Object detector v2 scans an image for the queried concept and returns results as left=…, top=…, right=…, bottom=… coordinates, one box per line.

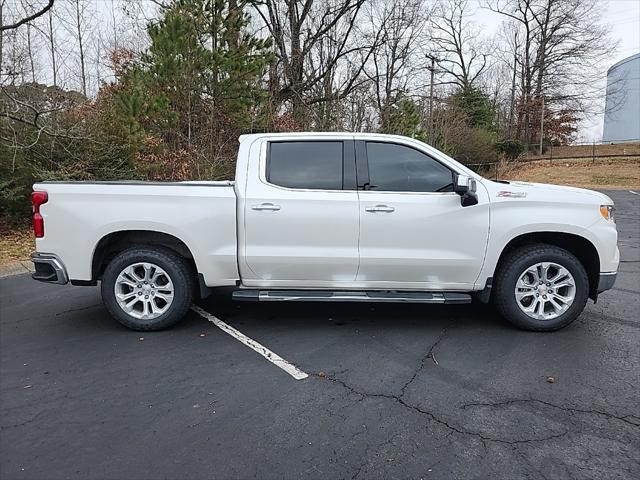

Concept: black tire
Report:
left=493, top=244, right=589, bottom=331
left=101, top=246, right=195, bottom=331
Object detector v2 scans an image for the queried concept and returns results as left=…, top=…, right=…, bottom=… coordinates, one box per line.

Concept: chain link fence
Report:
left=465, top=139, right=640, bottom=179
left=522, top=139, right=640, bottom=162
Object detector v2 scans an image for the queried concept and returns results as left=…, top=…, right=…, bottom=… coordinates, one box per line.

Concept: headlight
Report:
left=600, top=205, right=615, bottom=222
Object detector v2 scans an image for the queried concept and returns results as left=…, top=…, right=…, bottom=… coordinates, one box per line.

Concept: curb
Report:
left=0, top=260, right=34, bottom=279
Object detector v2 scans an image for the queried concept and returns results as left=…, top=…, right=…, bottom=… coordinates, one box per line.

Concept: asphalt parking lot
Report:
left=1, top=190, right=639, bottom=480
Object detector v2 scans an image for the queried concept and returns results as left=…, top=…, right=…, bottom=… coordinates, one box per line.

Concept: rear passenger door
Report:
left=241, top=139, right=360, bottom=287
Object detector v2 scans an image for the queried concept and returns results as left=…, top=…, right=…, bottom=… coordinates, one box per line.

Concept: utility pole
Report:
left=508, top=41, right=517, bottom=138
left=539, top=95, right=544, bottom=156
left=427, top=55, right=437, bottom=145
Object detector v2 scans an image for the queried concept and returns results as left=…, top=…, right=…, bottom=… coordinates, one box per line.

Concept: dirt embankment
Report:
left=503, top=158, right=640, bottom=190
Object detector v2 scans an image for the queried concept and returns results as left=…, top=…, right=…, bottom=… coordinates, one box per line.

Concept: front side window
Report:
left=267, top=141, right=343, bottom=190
left=365, top=142, right=454, bottom=192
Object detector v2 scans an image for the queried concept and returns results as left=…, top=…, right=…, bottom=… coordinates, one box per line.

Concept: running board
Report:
left=232, top=290, right=471, bottom=304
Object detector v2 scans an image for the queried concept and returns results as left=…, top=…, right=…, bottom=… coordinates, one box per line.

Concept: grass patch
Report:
left=504, top=158, right=640, bottom=190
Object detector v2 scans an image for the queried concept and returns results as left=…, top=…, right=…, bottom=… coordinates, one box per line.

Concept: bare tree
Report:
left=1, top=2, right=34, bottom=85
left=255, top=0, right=380, bottom=127
left=484, top=0, right=615, bottom=143
left=19, top=0, right=39, bottom=83
left=430, top=0, right=488, bottom=89
left=340, top=83, right=375, bottom=131
left=1, top=83, right=82, bottom=136
left=0, top=0, right=94, bottom=170
left=365, top=0, right=429, bottom=130
left=70, top=0, right=87, bottom=95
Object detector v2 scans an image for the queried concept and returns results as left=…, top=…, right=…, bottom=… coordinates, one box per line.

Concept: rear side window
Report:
left=267, top=141, right=344, bottom=190
left=365, top=142, right=454, bottom=192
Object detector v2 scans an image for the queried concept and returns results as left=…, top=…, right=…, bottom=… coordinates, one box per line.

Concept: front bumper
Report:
left=597, top=272, right=617, bottom=293
left=31, top=252, right=68, bottom=285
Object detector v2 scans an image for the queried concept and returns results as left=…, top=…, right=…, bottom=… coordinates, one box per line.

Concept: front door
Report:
left=241, top=139, right=360, bottom=287
left=356, top=140, right=490, bottom=290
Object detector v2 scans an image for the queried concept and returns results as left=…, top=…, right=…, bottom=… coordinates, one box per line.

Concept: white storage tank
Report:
left=603, top=53, right=640, bottom=142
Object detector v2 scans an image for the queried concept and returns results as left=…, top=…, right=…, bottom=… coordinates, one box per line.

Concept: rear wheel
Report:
left=493, top=244, right=589, bottom=331
left=101, top=246, right=194, bottom=331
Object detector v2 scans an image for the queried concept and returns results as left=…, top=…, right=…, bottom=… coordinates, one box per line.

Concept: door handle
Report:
left=365, top=205, right=395, bottom=213
left=252, top=203, right=281, bottom=211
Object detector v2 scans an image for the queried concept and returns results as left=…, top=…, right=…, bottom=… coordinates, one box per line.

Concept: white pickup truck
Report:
left=31, top=132, right=618, bottom=332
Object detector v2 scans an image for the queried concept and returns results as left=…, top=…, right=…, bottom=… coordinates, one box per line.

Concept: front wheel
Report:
left=101, top=246, right=195, bottom=331
left=493, top=244, right=589, bottom=331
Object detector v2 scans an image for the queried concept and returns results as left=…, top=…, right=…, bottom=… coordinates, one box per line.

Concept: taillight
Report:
left=32, top=191, right=48, bottom=238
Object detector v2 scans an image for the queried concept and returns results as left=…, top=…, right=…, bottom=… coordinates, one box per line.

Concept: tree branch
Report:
left=1, top=0, right=55, bottom=31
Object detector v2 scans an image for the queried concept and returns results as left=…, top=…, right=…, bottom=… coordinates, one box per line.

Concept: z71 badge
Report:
left=498, top=191, right=527, bottom=198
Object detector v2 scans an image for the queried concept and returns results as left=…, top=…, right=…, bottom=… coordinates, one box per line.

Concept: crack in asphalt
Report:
left=587, top=311, right=639, bottom=329
left=511, top=444, right=552, bottom=480
left=350, top=432, right=401, bottom=480
left=315, top=322, right=569, bottom=447
left=461, top=398, right=640, bottom=427
left=0, top=410, right=48, bottom=430
left=321, top=374, right=569, bottom=446
left=622, top=415, right=640, bottom=426
left=398, top=324, right=450, bottom=398
left=612, top=287, right=640, bottom=295
left=54, top=304, right=101, bottom=316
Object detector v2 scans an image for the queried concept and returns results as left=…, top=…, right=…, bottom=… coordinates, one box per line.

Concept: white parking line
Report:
left=191, top=305, right=309, bottom=380
left=629, top=190, right=639, bottom=196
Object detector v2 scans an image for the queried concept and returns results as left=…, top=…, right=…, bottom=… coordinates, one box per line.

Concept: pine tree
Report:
left=450, top=86, right=496, bottom=131
left=381, top=97, right=427, bottom=142
left=116, top=0, right=272, bottom=149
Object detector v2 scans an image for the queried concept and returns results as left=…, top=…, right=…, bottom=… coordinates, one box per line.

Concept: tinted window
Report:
left=268, top=142, right=343, bottom=190
left=366, top=142, right=454, bottom=192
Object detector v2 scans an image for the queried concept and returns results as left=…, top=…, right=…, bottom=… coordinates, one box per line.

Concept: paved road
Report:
left=1, top=191, right=639, bottom=480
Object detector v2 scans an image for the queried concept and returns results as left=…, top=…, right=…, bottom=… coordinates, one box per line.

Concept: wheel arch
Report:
left=91, top=230, right=197, bottom=282
left=494, top=232, right=600, bottom=300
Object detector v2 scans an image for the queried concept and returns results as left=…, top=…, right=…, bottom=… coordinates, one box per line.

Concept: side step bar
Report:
left=232, top=290, right=471, bottom=304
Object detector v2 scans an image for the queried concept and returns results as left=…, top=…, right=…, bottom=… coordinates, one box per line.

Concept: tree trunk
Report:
left=0, top=1, right=4, bottom=77
left=75, top=0, right=87, bottom=95
left=225, top=0, right=240, bottom=50
left=48, top=9, right=57, bottom=86
left=26, top=22, right=35, bottom=82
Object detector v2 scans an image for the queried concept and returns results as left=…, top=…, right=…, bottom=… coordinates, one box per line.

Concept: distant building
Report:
left=603, top=53, right=640, bottom=142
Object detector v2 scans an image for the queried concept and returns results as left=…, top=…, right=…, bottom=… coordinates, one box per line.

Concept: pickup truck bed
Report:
left=33, top=181, right=239, bottom=286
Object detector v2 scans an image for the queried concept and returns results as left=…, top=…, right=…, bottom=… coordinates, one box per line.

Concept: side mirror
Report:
left=454, top=174, right=478, bottom=207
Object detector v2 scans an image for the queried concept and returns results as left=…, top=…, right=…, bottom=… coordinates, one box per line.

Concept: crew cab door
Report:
left=355, top=140, right=490, bottom=290
left=240, top=138, right=359, bottom=287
